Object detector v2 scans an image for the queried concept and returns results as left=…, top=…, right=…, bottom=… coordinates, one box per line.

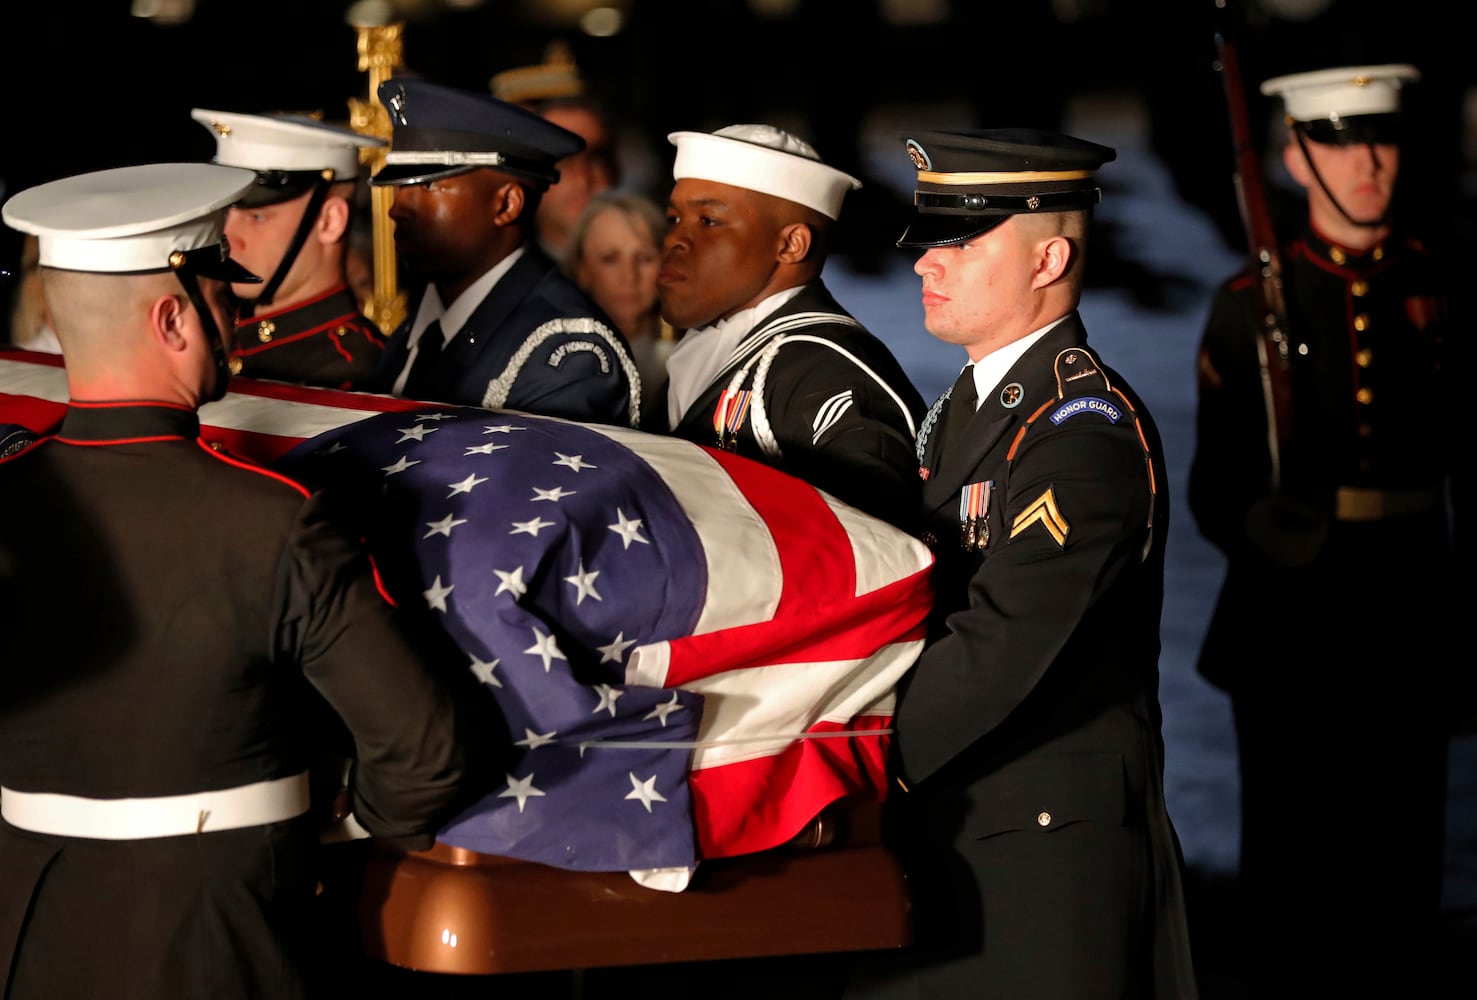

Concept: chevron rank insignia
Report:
left=1010, top=486, right=1069, bottom=546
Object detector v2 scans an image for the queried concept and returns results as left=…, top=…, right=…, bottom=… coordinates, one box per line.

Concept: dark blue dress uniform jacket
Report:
left=873, top=314, right=1196, bottom=999
left=667, top=281, right=925, bottom=529
left=230, top=284, right=385, bottom=391
left=369, top=246, right=640, bottom=428
left=0, top=403, right=467, bottom=1000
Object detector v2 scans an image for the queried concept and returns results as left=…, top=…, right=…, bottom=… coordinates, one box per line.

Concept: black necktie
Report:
left=939, top=364, right=977, bottom=457
left=402, top=319, right=445, bottom=400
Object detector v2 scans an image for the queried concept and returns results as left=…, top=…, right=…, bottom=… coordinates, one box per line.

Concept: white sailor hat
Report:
left=1, top=163, right=260, bottom=281
left=668, top=124, right=861, bottom=221
left=192, top=108, right=385, bottom=207
left=1260, top=64, right=1420, bottom=145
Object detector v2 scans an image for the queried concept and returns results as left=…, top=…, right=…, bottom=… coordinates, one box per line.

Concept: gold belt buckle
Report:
left=1334, top=486, right=1441, bottom=521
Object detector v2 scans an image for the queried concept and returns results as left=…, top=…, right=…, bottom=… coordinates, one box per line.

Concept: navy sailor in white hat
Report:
left=0, top=162, right=469, bottom=999
left=192, top=109, right=388, bottom=389
left=657, top=123, right=926, bottom=528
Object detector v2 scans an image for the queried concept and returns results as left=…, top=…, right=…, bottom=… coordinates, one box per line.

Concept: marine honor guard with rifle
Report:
left=1189, top=64, right=1464, bottom=996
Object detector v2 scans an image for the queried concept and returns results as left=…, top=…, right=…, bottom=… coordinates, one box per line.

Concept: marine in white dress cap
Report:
left=191, top=109, right=384, bottom=308
left=2, top=162, right=260, bottom=397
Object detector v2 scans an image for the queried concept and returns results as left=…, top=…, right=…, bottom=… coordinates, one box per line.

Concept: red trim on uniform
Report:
left=195, top=437, right=311, bottom=498
left=236, top=314, right=365, bottom=357
left=56, top=434, right=188, bottom=446
left=235, top=284, right=350, bottom=326
left=369, top=555, right=399, bottom=607
left=68, top=399, right=195, bottom=412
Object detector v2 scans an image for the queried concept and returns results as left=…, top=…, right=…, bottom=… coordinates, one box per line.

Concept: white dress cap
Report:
left=2, top=163, right=258, bottom=274
left=191, top=108, right=385, bottom=179
left=668, top=123, right=861, bottom=220
left=1260, top=64, right=1421, bottom=122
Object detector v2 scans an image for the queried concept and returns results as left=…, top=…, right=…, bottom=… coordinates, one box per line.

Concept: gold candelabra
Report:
left=348, top=20, right=407, bottom=334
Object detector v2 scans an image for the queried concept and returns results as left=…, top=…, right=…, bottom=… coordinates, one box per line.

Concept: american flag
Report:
left=0, top=349, right=934, bottom=878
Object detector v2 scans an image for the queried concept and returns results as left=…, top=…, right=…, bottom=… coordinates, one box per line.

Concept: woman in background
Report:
left=563, top=190, right=679, bottom=428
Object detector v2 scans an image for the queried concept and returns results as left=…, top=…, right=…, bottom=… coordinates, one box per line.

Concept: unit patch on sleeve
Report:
left=1048, top=396, right=1122, bottom=425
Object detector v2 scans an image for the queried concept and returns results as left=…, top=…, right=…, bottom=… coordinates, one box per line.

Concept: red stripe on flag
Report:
left=220, top=377, right=433, bottom=413
left=689, top=715, right=893, bottom=858
left=662, top=568, right=931, bottom=687
left=0, top=395, right=64, bottom=435
left=703, top=447, right=856, bottom=617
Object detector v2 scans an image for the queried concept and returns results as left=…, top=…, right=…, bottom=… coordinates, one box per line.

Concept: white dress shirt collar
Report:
left=392, top=247, right=528, bottom=395
left=664, top=285, right=804, bottom=429
left=965, top=316, right=1067, bottom=412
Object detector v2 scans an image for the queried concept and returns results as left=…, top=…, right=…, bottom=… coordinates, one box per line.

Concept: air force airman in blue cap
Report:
left=896, top=128, right=1116, bottom=248
left=357, top=76, right=638, bottom=427
left=370, top=77, right=585, bottom=189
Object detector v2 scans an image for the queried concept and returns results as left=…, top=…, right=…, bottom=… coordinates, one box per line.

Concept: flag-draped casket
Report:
left=0, top=349, right=933, bottom=882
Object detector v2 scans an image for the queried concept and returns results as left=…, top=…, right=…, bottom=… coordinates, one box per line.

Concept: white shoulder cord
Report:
left=480, top=317, right=643, bottom=428
left=731, top=332, right=920, bottom=462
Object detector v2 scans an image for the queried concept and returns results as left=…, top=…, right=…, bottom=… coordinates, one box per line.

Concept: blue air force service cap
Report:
left=191, top=108, right=385, bottom=208
left=1260, top=64, right=1420, bottom=146
left=1, top=163, right=260, bottom=282
left=370, top=77, right=585, bottom=189
left=896, top=128, right=1116, bottom=249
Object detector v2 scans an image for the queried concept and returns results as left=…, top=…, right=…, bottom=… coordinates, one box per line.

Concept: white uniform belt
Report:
left=1, top=772, right=311, bottom=840
left=1334, top=486, right=1444, bottom=522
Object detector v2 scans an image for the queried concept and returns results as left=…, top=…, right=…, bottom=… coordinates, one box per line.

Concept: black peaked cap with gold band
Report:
left=897, top=128, right=1116, bottom=248
left=370, top=77, right=584, bottom=189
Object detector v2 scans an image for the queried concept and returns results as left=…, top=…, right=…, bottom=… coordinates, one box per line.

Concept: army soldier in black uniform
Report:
left=0, top=163, right=471, bottom=1000
left=659, top=124, right=925, bottom=528
left=1190, top=64, right=1463, bottom=996
left=366, top=77, right=640, bottom=428
left=194, top=109, right=388, bottom=389
left=846, top=129, right=1196, bottom=1000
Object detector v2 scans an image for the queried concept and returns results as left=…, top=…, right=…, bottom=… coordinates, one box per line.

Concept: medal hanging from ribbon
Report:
left=959, top=479, right=992, bottom=552
left=713, top=389, right=753, bottom=451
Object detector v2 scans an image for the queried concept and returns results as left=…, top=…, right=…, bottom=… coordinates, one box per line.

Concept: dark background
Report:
left=2, top=0, right=1470, bottom=329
